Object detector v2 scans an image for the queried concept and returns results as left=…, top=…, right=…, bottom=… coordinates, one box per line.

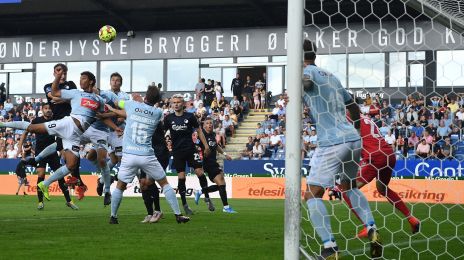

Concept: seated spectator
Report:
left=456, top=107, right=464, bottom=123
left=418, top=115, right=428, bottom=128
left=196, top=103, right=207, bottom=117
left=422, top=130, right=434, bottom=144
left=436, top=121, right=451, bottom=140
left=256, top=123, right=264, bottom=135
left=218, top=96, right=227, bottom=109
left=259, top=133, right=270, bottom=149
left=230, top=96, right=240, bottom=107
left=365, top=93, right=372, bottom=105
left=240, top=96, right=250, bottom=114
left=416, top=139, right=431, bottom=158
left=396, top=134, right=406, bottom=155
left=4, top=98, right=13, bottom=112
left=406, top=107, right=418, bottom=123
left=408, top=132, right=420, bottom=150
left=428, top=113, right=439, bottom=128
left=241, top=136, right=254, bottom=159
left=450, top=126, right=461, bottom=141
left=379, top=121, right=390, bottom=137
left=232, top=104, right=242, bottom=120
left=264, top=124, right=274, bottom=135
left=436, top=137, right=454, bottom=160
left=210, top=97, right=219, bottom=113
left=425, top=123, right=437, bottom=138
left=360, top=101, right=370, bottom=115
left=411, top=121, right=425, bottom=137
left=443, top=113, right=452, bottom=128
left=6, top=144, right=17, bottom=159
left=229, top=110, right=239, bottom=126
left=277, top=115, right=285, bottom=128
left=185, top=101, right=196, bottom=113
left=215, top=122, right=226, bottom=147
left=222, top=115, right=235, bottom=137
left=384, top=130, right=396, bottom=146
left=394, top=108, right=405, bottom=123
left=193, top=95, right=203, bottom=109
left=369, top=100, right=380, bottom=117
left=269, top=130, right=282, bottom=152
left=252, top=141, right=264, bottom=159
left=223, top=104, right=231, bottom=116
left=447, top=99, right=459, bottom=114
left=0, top=104, right=6, bottom=117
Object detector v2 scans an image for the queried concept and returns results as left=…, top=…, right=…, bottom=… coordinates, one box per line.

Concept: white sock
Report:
left=162, top=184, right=181, bottom=215
left=111, top=188, right=123, bottom=217
left=43, top=165, right=70, bottom=186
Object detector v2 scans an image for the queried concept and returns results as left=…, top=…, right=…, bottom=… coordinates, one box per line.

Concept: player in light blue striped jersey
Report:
left=106, top=85, right=189, bottom=224
left=301, top=39, right=382, bottom=259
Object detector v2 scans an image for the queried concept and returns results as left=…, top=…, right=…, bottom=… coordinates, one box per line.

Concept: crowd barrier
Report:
left=0, top=159, right=462, bottom=203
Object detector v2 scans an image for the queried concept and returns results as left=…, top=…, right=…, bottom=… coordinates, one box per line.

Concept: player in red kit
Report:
left=342, top=114, right=420, bottom=238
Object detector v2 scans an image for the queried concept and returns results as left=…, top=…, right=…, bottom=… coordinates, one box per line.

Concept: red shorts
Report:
left=357, top=154, right=396, bottom=185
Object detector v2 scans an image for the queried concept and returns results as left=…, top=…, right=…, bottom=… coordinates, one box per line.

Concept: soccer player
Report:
left=301, top=39, right=381, bottom=259
left=0, top=69, right=110, bottom=201
left=44, top=64, right=87, bottom=199
left=164, top=94, right=212, bottom=215
left=107, top=86, right=189, bottom=224
left=194, top=118, right=236, bottom=213
left=81, top=86, right=120, bottom=206
left=342, top=114, right=420, bottom=238
left=19, top=103, right=78, bottom=210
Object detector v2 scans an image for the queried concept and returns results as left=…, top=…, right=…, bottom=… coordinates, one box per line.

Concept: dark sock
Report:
left=58, top=178, right=72, bottom=202
left=151, top=183, right=161, bottom=212
left=219, top=185, right=228, bottom=206
left=198, top=174, right=210, bottom=199
left=178, top=178, right=187, bottom=206
left=74, top=158, right=85, bottom=186
left=203, top=185, right=219, bottom=193
left=37, top=176, right=45, bottom=202
left=142, top=188, right=154, bottom=215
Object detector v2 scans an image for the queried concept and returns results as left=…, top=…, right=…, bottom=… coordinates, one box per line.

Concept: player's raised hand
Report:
left=225, top=154, right=232, bottom=160
left=105, top=104, right=115, bottom=112
left=115, top=127, right=124, bottom=137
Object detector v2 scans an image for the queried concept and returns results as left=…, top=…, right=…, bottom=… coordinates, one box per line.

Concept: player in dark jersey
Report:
left=43, top=63, right=87, bottom=200
left=164, top=94, right=212, bottom=215
left=194, top=118, right=236, bottom=213
left=19, top=103, right=78, bottom=210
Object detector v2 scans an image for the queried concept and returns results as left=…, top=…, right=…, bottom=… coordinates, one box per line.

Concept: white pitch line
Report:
left=341, top=236, right=464, bottom=257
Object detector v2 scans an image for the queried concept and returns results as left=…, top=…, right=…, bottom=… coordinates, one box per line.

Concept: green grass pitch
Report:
left=0, top=195, right=462, bottom=259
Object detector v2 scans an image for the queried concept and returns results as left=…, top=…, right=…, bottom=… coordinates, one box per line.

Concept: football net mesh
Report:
left=298, top=0, right=464, bottom=259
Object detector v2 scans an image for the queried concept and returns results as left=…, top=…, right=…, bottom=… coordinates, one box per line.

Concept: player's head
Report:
left=303, top=39, right=317, bottom=61
left=53, top=63, right=68, bottom=83
left=110, top=72, right=123, bottom=92
left=80, top=71, right=96, bottom=91
left=171, top=94, right=185, bottom=112
left=42, top=103, right=52, bottom=118
left=145, top=85, right=161, bottom=106
left=203, top=118, right=213, bottom=133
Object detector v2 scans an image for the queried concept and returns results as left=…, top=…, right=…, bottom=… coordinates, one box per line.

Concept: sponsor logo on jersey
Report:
left=135, top=107, right=154, bottom=115
left=172, top=124, right=188, bottom=131
left=80, top=98, right=99, bottom=111
left=184, top=119, right=189, bottom=123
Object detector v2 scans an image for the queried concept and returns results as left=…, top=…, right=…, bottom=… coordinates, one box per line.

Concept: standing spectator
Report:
left=416, top=139, right=431, bottom=158
left=243, top=75, right=254, bottom=106
left=203, top=80, right=214, bottom=108
left=195, top=78, right=205, bottom=100
left=447, top=99, right=459, bottom=115
left=0, top=83, right=6, bottom=104
left=253, top=88, right=260, bottom=110
left=364, top=93, right=372, bottom=105
left=260, top=88, right=266, bottom=110
left=277, top=95, right=286, bottom=107
left=214, top=82, right=223, bottom=101
left=430, top=96, right=441, bottom=108
left=231, top=73, right=243, bottom=102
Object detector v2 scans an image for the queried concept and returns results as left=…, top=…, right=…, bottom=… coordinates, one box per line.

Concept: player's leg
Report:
left=96, top=145, right=111, bottom=205
left=376, top=155, right=420, bottom=233
left=110, top=154, right=137, bottom=224
left=24, top=143, right=58, bottom=166
left=213, top=171, right=236, bottom=213
left=305, top=147, right=339, bottom=258
left=339, top=141, right=382, bottom=258
left=15, top=176, right=23, bottom=195
left=173, top=153, right=193, bottom=215
left=139, top=171, right=155, bottom=223
left=47, top=155, right=77, bottom=209
left=36, top=167, right=46, bottom=209
left=190, top=152, right=214, bottom=210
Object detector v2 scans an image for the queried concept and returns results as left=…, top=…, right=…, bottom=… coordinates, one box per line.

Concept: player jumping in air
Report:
left=0, top=68, right=115, bottom=202
left=301, top=39, right=382, bottom=259
left=341, top=114, right=420, bottom=238
left=164, top=94, right=212, bottom=215
left=19, top=103, right=78, bottom=210
left=194, top=118, right=236, bottom=213
left=107, top=86, right=189, bottom=224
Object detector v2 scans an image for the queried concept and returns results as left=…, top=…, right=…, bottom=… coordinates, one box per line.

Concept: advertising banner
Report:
left=224, top=159, right=464, bottom=179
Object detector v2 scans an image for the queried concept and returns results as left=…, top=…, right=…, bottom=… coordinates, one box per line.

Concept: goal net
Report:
left=286, top=0, right=464, bottom=259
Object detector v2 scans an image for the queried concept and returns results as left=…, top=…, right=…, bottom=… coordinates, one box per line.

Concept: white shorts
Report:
left=108, top=131, right=123, bottom=156
left=45, top=116, right=83, bottom=157
left=81, top=126, right=109, bottom=150
left=118, top=153, right=166, bottom=184
left=306, top=140, right=361, bottom=188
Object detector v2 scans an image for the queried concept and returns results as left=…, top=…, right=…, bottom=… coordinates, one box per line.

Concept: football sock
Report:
left=58, top=178, right=71, bottom=203
left=73, top=158, right=85, bottom=186
left=203, top=185, right=219, bottom=193
left=0, top=121, right=30, bottom=130
left=111, top=188, right=123, bottom=217
left=142, top=188, right=154, bottom=215
left=43, top=165, right=71, bottom=186
left=307, top=198, right=335, bottom=247
left=35, top=143, right=57, bottom=162
left=162, top=184, right=181, bottom=215
left=198, top=174, right=210, bottom=199
left=218, top=185, right=228, bottom=206
left=382, top=187, right=411, bottom=218
left=342, top=192, right=362, bottom=223
left=37, top=176, right=45, bottom=202
left=178, top=178, right=187, bottom=206
left=107, top=160, right=116, bottom=171
left=346, top=188, right=376, bottom=230
left=101, top=164, right=111, bottom=193
left=151, top=183, right=161, bottom=212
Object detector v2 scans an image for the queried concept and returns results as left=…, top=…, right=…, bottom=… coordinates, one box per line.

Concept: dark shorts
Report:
left=172, top=150, right=202, bottom=173
left=204, top=162, right=223, bottom=182
left=37, top=154, right=62, bottom=172
left=357, top=154, right=396, bottom=185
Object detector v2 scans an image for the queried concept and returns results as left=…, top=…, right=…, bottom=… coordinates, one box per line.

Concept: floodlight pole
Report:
left=284, top=0, right=303, bottom=259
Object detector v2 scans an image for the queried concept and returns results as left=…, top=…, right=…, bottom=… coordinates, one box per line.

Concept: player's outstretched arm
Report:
left=106, top=102, right=127, bottom=119
left=50, top=68, right=64, bottom=98
left=196, top=127, right=211, bottom=156
left=217, top=145, right=232, bottom=160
